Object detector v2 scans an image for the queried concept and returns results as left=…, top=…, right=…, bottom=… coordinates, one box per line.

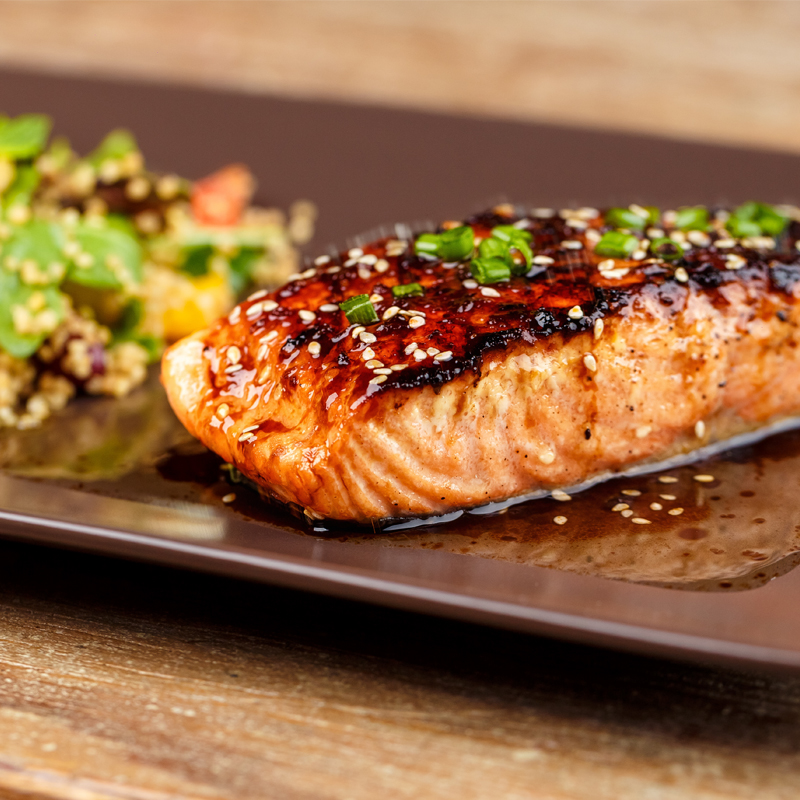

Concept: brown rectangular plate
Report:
left=2, top=69, right=800, bottom=671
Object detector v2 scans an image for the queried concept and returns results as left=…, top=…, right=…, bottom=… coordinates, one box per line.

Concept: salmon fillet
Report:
left=162, top=203, right=800, bottom=522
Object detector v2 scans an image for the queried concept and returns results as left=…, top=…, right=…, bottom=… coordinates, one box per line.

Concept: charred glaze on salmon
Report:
left=162, top=202, right=800, bottom=523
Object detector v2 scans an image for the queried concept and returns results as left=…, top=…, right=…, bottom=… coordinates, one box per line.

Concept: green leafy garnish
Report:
left=68, top=221, right=143, bottom=289
left=86, top=129, right=138, bottom=168
left=605, top=207, right=647, bottom=230
left=649, top=237, right=685, bottom=262
left=674, top=206, right=709, bottom=231
left=414, top=227, right=475, bottom=261
left=2, top=219, right=65, bottom=281
left=726, top=202, right=787, bottom=238
left=229, top=247, right=263, bottom=295
left=0, top=268, right=65, bottom=358
left=0, top=114, right=51, bottom=160
left=392, top=282, right=424, bottom=298
left=2, top=164, right=40, bottom=211
left=594, top=231, right=639, bottom=258
left=470, top=257, right=511, bottom=284
left=339, top=294, right=379, bottom=325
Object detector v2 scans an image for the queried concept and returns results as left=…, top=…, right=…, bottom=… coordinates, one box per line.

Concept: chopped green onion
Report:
left=508, top=239, right=532, bottom=275
left=414, top=233, right=440, bottom=256
left=437, top=226, right=474, bottom=261
left=605, top=207, right=647, bottom=230
left=726, top=202, right=787, bottom=238
left=491, top=225, right=532, bottom=244
left=594, top=231, right=639, bottom=258
left=392, top=282, right=424, bottom=298
left=674, top=206, right=709, bottom=231
left=478, top=237, right=509, bottom=261
left=644, top=206, right=661, bottom=226
left=470, top=257, right=511, bottom=284
left=649, top=237, right=685, bottom=262
left=339, top=294, right=379, bottom=325
left=0, top=114, right=51, bottom=161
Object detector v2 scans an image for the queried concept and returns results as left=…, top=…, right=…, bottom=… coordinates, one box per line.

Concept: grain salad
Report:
left=0, top=113, right=315, bottom=429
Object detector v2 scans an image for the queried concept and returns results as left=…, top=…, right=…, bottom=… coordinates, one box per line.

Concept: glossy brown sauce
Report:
left=3, top=373, right=800, bottom=593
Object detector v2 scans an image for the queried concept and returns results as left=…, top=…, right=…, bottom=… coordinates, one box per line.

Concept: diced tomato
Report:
left=191, top=164, right=255, bottom=226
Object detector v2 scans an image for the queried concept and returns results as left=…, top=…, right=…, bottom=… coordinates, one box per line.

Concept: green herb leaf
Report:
left=605, top=207, right=647, bottom=230
left=470, top=257, right=511, bottom=284
left=674, top=206, right=709, bottom=231
left=229, top=247, right=263, bottom=295
left=594, top=231, right=639, bottom=258
left=0, top=268, right=65, bottom=359
left=0, top=114, right=51, bottom=160
left=392, top=282, right=424, bottom=298
left=2, top=164, right=41, bottom=211
left=68, top=221, right=143, bottom=289
left=649, top=237, right=685, bottom=262
left=2, top=219, right=65, bottom=282
left=181, top=245, right=213, bottom=278
left=437, top=226, right=474, bottom=261
left=86, top=129, right=138, bottom=168
left=339, top=294, right=379, bottom=325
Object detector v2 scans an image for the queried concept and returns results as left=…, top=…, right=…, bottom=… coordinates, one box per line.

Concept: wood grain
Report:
left=0, top=540, right=798, bottom=799
left=0, top=1, right=799, bottom=153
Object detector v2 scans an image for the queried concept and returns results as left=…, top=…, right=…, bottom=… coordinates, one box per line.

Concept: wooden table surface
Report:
left=2, top=2, right=800, bottom=798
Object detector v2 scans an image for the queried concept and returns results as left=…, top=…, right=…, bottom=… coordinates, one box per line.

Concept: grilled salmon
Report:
left=162, top=202, right=800, bottom=523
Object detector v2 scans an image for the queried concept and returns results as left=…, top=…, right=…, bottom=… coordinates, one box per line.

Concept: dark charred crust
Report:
left=206, top=206, right=800, bottom=409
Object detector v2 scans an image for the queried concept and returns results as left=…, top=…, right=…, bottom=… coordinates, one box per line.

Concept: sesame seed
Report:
left=314, top=255, right=331, bottom=266
left=222, top=493, right=236, bottom=504
left=238, top=432, right=256, bottom=443
left=426, top=347, right=440, bottom=356
left=462, top=279, right=479, bottom=289
left=566, top=219, right=588, bottom=230
left=327, top=266, right=341, bottom=274
left=629, top=204, right=649, bottom=219
left=246, top=303, right=264, bottom=319
left=553, top=515, right=568, bottom=525
left=299, top=310, right=316, bottom=323
left=631, top=249, right=647, bottom=261
left=362, top=347, right=376, bottom=360
left=383, top=306, right=400, bottom=320
left=262, top=300, right=278, bottom=312
left=585, top=229, right=601, bottom=244
left=360, top=254, right=378, bottom=265
left=247, top=289, right=268, bottom=302
left=725, top=254, right=746, bottom=270
left=369, top=375, right=387, bottom=385
left=612, top=503, right=629, bottom=512
left=413, top=349, right=427, bottom=361
left=668, top=508, right=685, bottom=516
left=375, top=258, right=390, bottom=273
left=301, top=268, right=316, bottom=279
left=319, top=303, right=339, bottom=313
left=373, top=368, right=392, bottom=376
left=308, top=341, right=321, bottom=356
left=715, top=238, right=735, bottom=249
left=408, top=316, right=425, bottom=329
left=562, top=240, right=583, bottom=250
left=659, top=494, right=676, bottom=501
left=533, top=255, right=555, bottom=266
left=551, top=489, right=571, bottom=502
left=636, top=425, right=651, bottom=438
left=577, top=207, right=600, bottom=220
left=225, top=363, right=243, bottom=374
left=434, top=351, right=453, bottom=362
left=399, top=309, right=426, bottom=317
left=242, top=424, right=259, bottom=433
left=594, top=318, right=604, bottom=339
left=216, top=403, right=230, bottom=419
left=228, top=307, right=241, bottom=324
left=621, top=509, right=634, bottom=518
left=390, top=364, right=408, bottom=371
left=621, top=489, right=641, bottom=497
left=358, top=268, right=372, bottom=280
left=632, top=518, right=651, bottom=525
left=344, top=258, right=358, bottom=268
left=695, top=420, right=706, bottom=438
left=404, top=342, right=419, bottom=355
left=674, top=267, right=689, bottom=283
left=351, top=326, right=365, bottom=337
left=647, top=227, right=665, bottom=238
left=598, top=259, right=616, bottom=271
left=532, top=208, right=554, bottom=218
left=481, top=287, right=501, bottom=298
left=567, top=306, right=583, bottom=320
left=693, top=474, right=715, bottom=483
left=650, top=502, right=663, bottom=511
left=658, top=476, right=679, bottom=484
left=365, top=360, right=384, bottom=369
left=226, top=346, right=241, bottom=364
left=359, top=331, right=377, bottom=344
left=600, top=267, right=630, bottom=279
left=262, top=330, right=279, bottom=343
left=369, top=293, right=382, bottom=304
left=583, top=353, right=597, bottom=372
left=687, top=230, right=711, bottom=247
left=348, top=248, right=364, bottom=258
